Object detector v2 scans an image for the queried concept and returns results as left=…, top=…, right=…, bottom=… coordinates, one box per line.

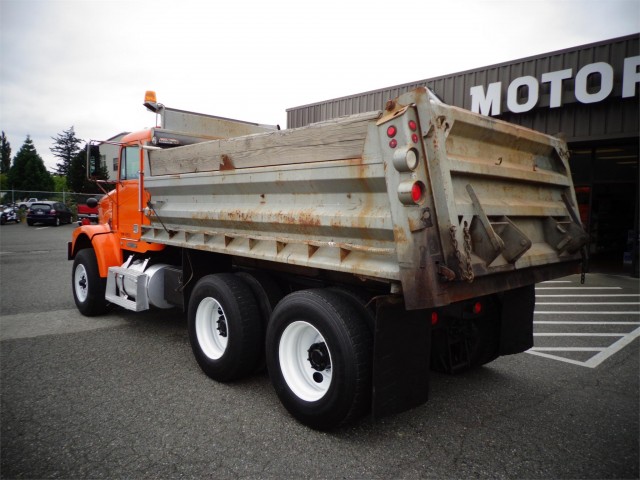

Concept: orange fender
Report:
left=70, top=224, right=122, bottom=278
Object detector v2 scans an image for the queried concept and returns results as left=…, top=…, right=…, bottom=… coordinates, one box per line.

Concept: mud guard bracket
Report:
left=372, top=296, right=431, bottom=419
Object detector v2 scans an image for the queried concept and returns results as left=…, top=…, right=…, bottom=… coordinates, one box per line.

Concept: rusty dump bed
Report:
left=142, top=88, right=587, bottom=309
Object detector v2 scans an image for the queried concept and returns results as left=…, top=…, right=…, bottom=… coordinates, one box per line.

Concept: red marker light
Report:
left=411, top=133, right=419, bottom=144
left=473, top=302, right=482, bottom=315
left=411, top=181, right=425, bottom=203
left=408, top=120, right=417, bottom=131
left=387, top=125, right=397, bottom=138
left=431, top=312, right=439, bottom=325
left=389, top=139, right=398, bottom=148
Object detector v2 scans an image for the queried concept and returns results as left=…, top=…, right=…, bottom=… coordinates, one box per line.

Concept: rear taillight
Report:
left=431, top=311, right=439, bottom=326
left=50, top=210, right=56, bottom=214
left=411, top=182, right=424, bottom=203
left=397, top=180, right=426, bottom=205
left=473, top=302, right=482, bottom=315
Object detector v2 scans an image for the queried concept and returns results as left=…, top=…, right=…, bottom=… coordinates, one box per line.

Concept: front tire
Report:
left=188, top=274, right=263, bottom=382
left=266, top=289, right=372, bottom=430
left=72, top=249, right=108, bottom=316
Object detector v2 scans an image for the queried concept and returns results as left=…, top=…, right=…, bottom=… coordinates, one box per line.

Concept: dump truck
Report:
left=69, top=88, right=588, bottom=430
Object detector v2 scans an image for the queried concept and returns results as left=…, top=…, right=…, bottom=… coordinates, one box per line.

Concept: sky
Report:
left=1, top=0, right=638, bottom=172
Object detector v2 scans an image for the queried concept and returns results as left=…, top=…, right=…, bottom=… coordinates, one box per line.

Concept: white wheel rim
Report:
left=279, top=321, right=332, bottom=402
left=74, top=263, right=89, bottom=303
left=195, top=297, right=228, bottom=360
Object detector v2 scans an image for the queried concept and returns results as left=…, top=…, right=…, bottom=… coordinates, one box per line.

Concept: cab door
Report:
left=116, top=144, right=146, bottom=247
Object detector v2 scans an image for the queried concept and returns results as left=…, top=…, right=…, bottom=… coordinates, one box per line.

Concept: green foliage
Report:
left=7, top=136, right=54, bottom=193
left=51, top=126, right=82, bottom=180
left=1, top=132, right=11, bottom=174
left=52, top=175, right=67, bottom=192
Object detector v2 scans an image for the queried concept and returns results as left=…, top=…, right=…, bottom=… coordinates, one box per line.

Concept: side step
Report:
left=105, top=266, right=149, bottom=312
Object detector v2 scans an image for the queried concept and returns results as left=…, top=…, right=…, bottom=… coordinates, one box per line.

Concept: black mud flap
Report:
left=372, top=296, right=431, bottom=419
left=498, top=284, right=535, bottom=355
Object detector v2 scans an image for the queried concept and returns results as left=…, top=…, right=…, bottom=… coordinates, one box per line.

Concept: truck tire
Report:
left=235, top=271, right=284, bottom=372
left=265, top=289, right=372, bottom=430
left=235, top=271, right=283, bottom=329
left=72, top=248, right=108, bottom=316
left=188, top=273, right=262, bottom=382
left=327, top=286, right=376, bottom=333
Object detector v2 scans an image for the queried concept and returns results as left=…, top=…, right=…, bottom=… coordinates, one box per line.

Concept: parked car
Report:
left=0, top=206, right=20, bottom=225
left=17, top=198, right=41, bottom=210
left=26, top=201, right=72, bottom=226
left=77, top=196, right=101, bottom=224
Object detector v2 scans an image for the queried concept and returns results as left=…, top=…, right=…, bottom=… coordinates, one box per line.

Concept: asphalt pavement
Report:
left=1, top=222, right=638, bottom=479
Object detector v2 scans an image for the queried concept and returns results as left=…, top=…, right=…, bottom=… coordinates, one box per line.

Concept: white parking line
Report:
left=532, top=347, right=605, bottom=352
left=534, top=311, right=638, bottom=314
left=536, top=302, right=639, bottom=305
left=529, top=277, right=639, bottom=368
left=534, top=332, right=627, bottom=337
left=535, top=321, right=640, bottom=325
left=529, top=327, right=640, bottom=368
left=536, top=287, right=622, bottom=290
left=536, top=294, right=639, bottom=297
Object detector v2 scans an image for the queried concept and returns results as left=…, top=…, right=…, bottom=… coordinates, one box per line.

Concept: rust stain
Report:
left=393, top=226, right=408, bottom=244
left=220, top=154, right=235, bottom=171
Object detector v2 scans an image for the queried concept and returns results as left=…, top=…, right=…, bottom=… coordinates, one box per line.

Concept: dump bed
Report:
left=142, top=87, right=587, bottom=309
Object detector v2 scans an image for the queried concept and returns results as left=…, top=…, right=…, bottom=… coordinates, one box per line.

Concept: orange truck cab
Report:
left=68, top=91, right=279, bottom=305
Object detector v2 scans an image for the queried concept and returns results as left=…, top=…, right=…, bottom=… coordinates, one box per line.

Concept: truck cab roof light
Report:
left=144, top=90, right=159, bottom=112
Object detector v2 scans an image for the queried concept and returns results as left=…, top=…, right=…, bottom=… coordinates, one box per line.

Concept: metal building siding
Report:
left=286, top=35, right=639, bottom=143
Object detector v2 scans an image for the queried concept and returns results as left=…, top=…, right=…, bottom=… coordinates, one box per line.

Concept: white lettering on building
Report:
left=469, top=56, right=639, bottom=115
left=622, top=56, right=640, bottom=98
left=470, top=83, right=501, bottom=115
left=574, top=62, right=614, bottom=103
left=507, top=76, right=539, bottom=113
left=541, top=69, right=572, bottom=108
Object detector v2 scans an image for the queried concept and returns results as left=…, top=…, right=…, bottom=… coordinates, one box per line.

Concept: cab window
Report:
left=120, top=146, right=140, bottom=180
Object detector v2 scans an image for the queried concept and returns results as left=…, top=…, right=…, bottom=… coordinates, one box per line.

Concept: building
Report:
left=286, top=34, right=639, bottom=275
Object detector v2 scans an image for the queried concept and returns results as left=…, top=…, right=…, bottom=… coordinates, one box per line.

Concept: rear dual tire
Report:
left=265, top=289, right=372, bottom=430
left=188, top=275, right=373, bottom=429
left=188, top=274, right=263, bottom=382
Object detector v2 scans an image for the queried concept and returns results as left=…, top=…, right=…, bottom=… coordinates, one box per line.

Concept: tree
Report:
left=8, top=136, right=55, bottom=194
left=51, top=126, right=82, bottom=181
left=1, top=131, right=11, bottom=174
left=68, top=144, right=108, bottom=192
